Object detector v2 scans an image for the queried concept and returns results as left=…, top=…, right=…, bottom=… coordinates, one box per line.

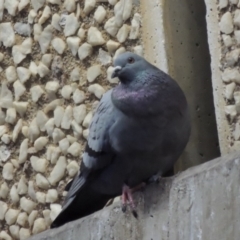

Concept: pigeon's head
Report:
left=112, top=52, right=147, bottom=84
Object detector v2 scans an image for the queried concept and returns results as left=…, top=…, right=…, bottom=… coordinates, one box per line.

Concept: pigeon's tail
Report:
left=50, top=186, right=113, bottom=228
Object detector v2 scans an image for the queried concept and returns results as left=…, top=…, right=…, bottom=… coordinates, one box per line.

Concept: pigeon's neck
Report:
left=111, top=71, right=167, bottom=117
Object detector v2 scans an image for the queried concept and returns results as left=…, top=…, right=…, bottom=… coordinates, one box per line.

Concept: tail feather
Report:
left=51, top=186, right=114, bottom=228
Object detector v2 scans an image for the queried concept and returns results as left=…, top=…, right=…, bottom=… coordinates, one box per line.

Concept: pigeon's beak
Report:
left=111, top=66, right=122, bottom=79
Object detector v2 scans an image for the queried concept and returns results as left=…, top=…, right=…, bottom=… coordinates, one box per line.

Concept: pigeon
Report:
left=51, top=52, right=191, bottom=228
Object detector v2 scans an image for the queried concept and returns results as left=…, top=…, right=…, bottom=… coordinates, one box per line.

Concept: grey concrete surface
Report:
left=141, top=0, right=220, bottom=171
left=28, top=151, right=240, bottom=240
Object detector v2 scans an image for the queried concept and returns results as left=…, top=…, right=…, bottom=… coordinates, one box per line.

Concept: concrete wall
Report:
left=28, top=151, right=240, bottom=240
left=141, top=0, right=220, bottom=171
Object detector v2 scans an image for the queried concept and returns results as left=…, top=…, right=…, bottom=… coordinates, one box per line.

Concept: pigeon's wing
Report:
left=62, top=90, right=116, bottom=209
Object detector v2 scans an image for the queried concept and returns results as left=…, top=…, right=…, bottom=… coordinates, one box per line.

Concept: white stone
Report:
left=13, top=80, right=26, bottom=101
left=32, top=218, right=47, bottom=234
left=14, top=22, right=31, bottom=36
left=67, top=135, right=77, bottom=144
left=98, top=48, right=112, bottom=65
left=13, top=101, right=28, bottom=117
left=0, top=201, right=8, bottom=220
left=54, top=106, right=64, bottom=128
left=0, top=231, right=12, bottom=240
left=36, top=174, right=50, bottom=190
left=87, top=65, right=102, bottom=83
left=64, top=13, right=79, bottom=37
left=12, top=118, right=22, bottom=142
left=47, top=0, right=61, bottom=4
left=226, top=49, right=240, bottom=67
left=38, top=62, right=50, bottom=77
left=129, top=13, right=141, bottom=39
left=67, top=37, right=81, bottom=56
left=17, top=176, right=28, bottom=195
left=20, top=197, right=36, bottom=214
left=52, top=128, right=65, bottom=143
left=42, top=53, right=52, bottom=67
left=73, top=104, right=87, bottom=124
left=52, top=37, right=66, bottom=54
left=83, top=129, right=89, bottom=140
left=12, top=38, right=32, bottom=65
left=94, top=5, right=106, bottom=23
left=28, top=9, right=37, bottom=24
left=18, top=0, right=30, bottom=11
left=0, top=125, right=7, bottom=137
left=64, top=0, right=76, bottom=12
left=0, top=0, right=3, bottom=21
left=19, top=228, right=30, bottom=240
left=219, top=12, right=234, bottom=34
left=225, top=82, right=236, bottom=100
left=51, top=13, right=61, bottom=31
left=29, top=61, right=38, bottom=77
left=70, top=67, right=81, bottom=82
left=36, top=111, right=49, bottom=132
left=10, top=185, right=19, bottom=204
left=5, top=108, right=17, bottom=124
left=104, top=16, right=119, bottom=37
left=88, top=26, right=105, bottom=46
left=9, top=225, right=19, bottom=239
left=28, top=210, right=38, bottom=227
left=88, top=84, right=105, bottom=99
left=38, top=25, right=53, bottom=54
left=48, top=156, right=67, bottom=185
left=222, top=68, right=240, bottom=84
left=114, top=0, right=132, bottom=26
left=59, top=138, right=70, bottom=154
left=22, top=126, right=29, bottom=138
left=34, top=136, right=49, bottom=151
left=67, top=161, right=79, bottom=177
left=27, top=180, right=36, bottom=201
left=11, top=159, right=19, bottom=169
left=30, top=85, right=44, bottom=102
left=19, top=139, right=28, bottom=164
left=45, top=81, right=60, bottom=98
left=71, top=120, right=83, bottom=138
left=36, top=192, right=46, bottom=203
left=68, top=142, right=81, bottom=156
left=77, top=28, right=86, bottom=40
left=46, top=146, right=61, bottom=164
left=16, top=212, right=28, bottom=227
left=0, top=109, right=5, bottom=125
left=30, top=156, right=48, bottom=173
left=46, top=189, right=58, bottom=203
left=61, top=106, right=73, bottom=130
left=39, top=5, right=51, bottom=25
left=117, top=24, right=130, bottom=43
left=0, top=22, right=15, bottom=47
left=5, top=209, right=20, bottom=225
left=28, top=118, right=40, bottom=143
left=84, top=0, right=96, bottom=15
left=133, top=45, right=143, bottom=56
left=108, top=0, right=117, bottom=4
left=50, top=204, right=62, bottom=221
left=113, top=46, right=126, bottom=60
left=44, top=99, right=64, bottom=113
left=33, top=23, right=42, bottom=41
left=31, top=0, right=45, bottom=12
left=83, top=111, right=93, bottom=128
left=0, top=82, right=13, bottom=109
left=17, top=67, right=31, bottom=83
left=0, top=182, right=9, bottom=199
left=73, top=89, right=85, bottom=104
left=219, top=0, right=228, bottom=9
left=1, top=134, right=11, bottom=144
left=76, top=3, right=81, bottom=18
left=78, top=42, right=93, bottom=60
left=225, top=105, right=237, bottom=121
left=3, top=162, right=14, bottom=180
left=60, top=85, right=72, bottom=100
left=107, top=66, right=119, bottom=83
left=43, top=209, right=51, bottom=225
left=5, top=66, right=17, bottom=83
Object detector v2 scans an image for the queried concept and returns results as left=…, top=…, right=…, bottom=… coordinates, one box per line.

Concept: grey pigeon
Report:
left=51, top=52, right=191, bottom=228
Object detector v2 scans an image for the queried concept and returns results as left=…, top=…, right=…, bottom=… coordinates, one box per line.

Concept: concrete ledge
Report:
left=28, top=151, right=240, bottom=240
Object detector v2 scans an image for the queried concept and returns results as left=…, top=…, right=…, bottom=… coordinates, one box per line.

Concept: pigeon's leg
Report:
left=130, top=182, right=146, bottom=193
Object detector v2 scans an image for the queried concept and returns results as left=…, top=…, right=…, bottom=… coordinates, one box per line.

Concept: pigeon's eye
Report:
left=127, top=57, right=135, bottom=64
